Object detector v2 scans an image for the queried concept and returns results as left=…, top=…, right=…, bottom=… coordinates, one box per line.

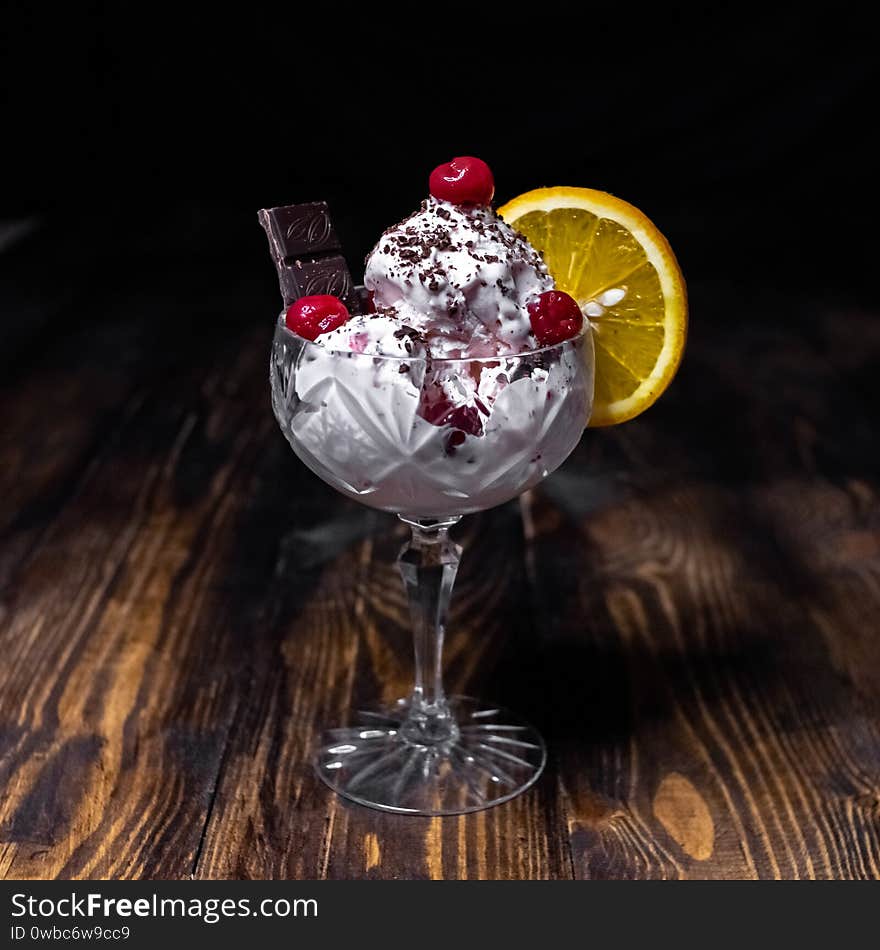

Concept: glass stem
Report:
left=397, top=516, right=462, bottom=746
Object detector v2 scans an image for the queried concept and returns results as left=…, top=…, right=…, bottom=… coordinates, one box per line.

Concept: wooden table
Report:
left=1, top=224, right=879, bottom=880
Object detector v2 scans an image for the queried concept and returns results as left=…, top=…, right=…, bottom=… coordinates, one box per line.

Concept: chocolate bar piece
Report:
left=278, top=256, right=355, bottom=308
left=258, top=201, right=361, bottom=312
left=258, top=202, right=341, bottom=263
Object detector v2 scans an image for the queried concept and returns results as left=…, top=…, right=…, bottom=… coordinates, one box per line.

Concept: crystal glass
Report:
left=270, top=314, right=593, bottom=814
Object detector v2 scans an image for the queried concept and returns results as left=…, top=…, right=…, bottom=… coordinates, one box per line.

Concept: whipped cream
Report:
left=364, top=198, right=553, bottom=357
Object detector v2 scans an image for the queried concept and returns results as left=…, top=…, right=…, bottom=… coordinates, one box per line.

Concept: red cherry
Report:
left=429, top=157, right=495, bottom=206
left=285, top=294, right=350, bottom=341
left=527, top=291, right=584, bottom=346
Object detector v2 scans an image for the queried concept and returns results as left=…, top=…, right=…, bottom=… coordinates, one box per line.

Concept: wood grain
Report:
left=522, top=303, right=880, bottom=879
left=195, top=507, right=571, bottom=880
left=1, top=230, right=878, bottom=880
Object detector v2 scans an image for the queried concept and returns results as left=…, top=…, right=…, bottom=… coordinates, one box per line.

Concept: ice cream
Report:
left=364, top=197, right=553, bottom=357
left=269, top=157, right=593, bottom=516
left=276, top=330, right=592, bottom=516
left=314, top=311, right=428, bottom=359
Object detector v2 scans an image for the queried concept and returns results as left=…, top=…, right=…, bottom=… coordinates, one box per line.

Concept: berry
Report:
left=419, top=382, right=486, bottom=450
left=285, top=294, right=350, bottom=341
left=429, top=157, right=495, bottom=206
left=420, top=393, right=484, bottom=435
left=527, top=290, right=584, bottom=346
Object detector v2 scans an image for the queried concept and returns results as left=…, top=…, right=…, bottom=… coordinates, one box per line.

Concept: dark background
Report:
left=2, top=5, right=880, bottom=882
left=2, top=5, right=877, bottom=314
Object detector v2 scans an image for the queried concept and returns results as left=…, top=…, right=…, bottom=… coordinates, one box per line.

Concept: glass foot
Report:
left=315, top=695, right=547, bottom=815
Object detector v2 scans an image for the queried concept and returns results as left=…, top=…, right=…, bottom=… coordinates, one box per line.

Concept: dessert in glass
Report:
left=263, top=157, right=686, bottom=815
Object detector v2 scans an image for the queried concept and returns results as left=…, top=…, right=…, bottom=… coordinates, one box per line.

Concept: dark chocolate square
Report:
left=258, top=202, right=342, bottom=263
left=278, top=255, right=355, bottom=308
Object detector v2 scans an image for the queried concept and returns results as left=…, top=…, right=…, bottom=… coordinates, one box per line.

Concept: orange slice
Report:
left=499, top=187, right=687, bottom=426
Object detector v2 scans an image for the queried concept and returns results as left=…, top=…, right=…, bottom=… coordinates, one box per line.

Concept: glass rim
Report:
left=274, top=315, right=589, bottom=365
